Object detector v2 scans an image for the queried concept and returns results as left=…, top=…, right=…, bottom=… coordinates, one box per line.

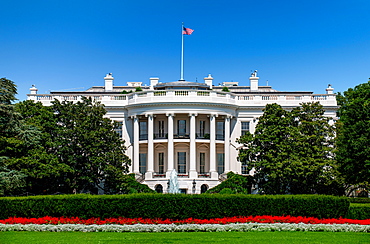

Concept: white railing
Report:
left=28, top=91, right=337, bottom=107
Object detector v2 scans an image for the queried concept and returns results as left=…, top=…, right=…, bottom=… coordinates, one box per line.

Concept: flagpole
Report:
left=180, top=22, right=184, bottom=81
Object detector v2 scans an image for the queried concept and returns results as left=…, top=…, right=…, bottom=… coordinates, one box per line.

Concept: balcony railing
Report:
left=173, top=134, right=190, bottom=139
left=153, top=172, right=166, bottom=178
left=28, top=90, right=337, bottom=107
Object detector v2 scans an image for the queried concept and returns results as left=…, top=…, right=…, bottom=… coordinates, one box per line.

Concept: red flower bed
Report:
left=0, top=216, right=369, bottom=225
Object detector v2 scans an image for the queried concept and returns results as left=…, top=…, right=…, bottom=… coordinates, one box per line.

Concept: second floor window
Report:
left=178, top=120, right=186, bottom=136
left=199, top=120, right=205, bottom=137
left=139, top=121, right=147, bottom=140
left=241, top=121, right=250, bottom=136
left=158, top=121, right=165, bottom=138
left=216, top=121, right=225, bottom=140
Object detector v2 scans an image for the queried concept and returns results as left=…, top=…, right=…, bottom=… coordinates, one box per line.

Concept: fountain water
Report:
left=168, top=169, right=180, bottom=194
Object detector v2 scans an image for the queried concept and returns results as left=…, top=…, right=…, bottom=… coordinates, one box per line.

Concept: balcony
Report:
left=174, top=134, right=190, bottom=139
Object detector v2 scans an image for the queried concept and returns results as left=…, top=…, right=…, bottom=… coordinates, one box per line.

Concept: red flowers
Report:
left=0, top=216, right=369, bottom=225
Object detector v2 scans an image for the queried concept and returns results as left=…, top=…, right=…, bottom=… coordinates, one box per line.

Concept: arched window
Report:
left=155, top=184, right=163, bottom=193
left=201, top=184, right=208, bottom=194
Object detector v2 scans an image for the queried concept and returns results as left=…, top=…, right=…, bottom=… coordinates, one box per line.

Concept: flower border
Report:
left=1, top=223, right=369, bottom=232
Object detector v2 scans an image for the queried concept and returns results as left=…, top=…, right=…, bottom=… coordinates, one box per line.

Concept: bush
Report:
left=348, top=197, right=370, bottom=203
left=0, top=194, right=349, bottom=220
left=345, top=203, right=370, bottom=220
left=119, top=174, right=156, bottom=194
left=206, top=172, right=252, bottom=194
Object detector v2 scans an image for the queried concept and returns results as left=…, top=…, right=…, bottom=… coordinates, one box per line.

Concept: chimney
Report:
left=204, top=74, right=213, bottom=87
left=104, top=73, right=114, bottom=91
left=249, top=70, right=259, bottom=91
left=30, top=85, right=38, bottom=94
left=326, top=84, right=334, bottom=94
left=150, top=77, right=159, bottom=90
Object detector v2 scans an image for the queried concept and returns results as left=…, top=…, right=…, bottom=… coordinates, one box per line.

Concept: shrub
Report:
left=345, top=203, right=370, bottom=220
left=206, top=172, right=252, bottom=194
left=0, top=194, right=349, bottom=220
left=119, top=174, right=156, bottom=194
left=135, top=87, right=143, bottom=92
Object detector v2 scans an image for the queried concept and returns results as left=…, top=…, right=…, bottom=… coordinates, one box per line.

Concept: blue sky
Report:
left=2, top=0, right=370, bottom=101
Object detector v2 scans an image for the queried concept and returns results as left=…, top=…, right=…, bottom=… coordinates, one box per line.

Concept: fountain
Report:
left=168, top=169, right=180, bottom=194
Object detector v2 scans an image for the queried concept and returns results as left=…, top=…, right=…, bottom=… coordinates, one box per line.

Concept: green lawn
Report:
left=0, top=231, right=369, bottom=244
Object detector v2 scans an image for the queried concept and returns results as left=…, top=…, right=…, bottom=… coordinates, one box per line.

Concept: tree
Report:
left=51, top=97, right=131, bottom=194
left=238, top=102, right=341, bottom=195
left=336, top=81, right=370, bottom=190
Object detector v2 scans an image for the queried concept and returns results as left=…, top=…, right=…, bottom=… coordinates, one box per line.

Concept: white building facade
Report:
left=27, top=71, right=337, bottom=194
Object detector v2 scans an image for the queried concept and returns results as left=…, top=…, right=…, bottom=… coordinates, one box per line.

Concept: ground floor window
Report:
left=241, top=162, right=248, bottom=175
left=201, top=184, right=208, bottom=193
left=178, top=152, right=186, bottom=174
left=199, top=152, right=205, bottom=174
left=139, top=153, right=147, bottom=174
left=217, top=153, right=224, bottom=175
left=158, top=152, right=164, bottom=174
left=155, top=184, right=163, bottom=193
left=179, top=189, right=187, bottom=194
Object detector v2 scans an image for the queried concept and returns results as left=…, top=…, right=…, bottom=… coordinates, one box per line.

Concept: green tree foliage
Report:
left=206, top=172, right=252, bottom=194
left=0, top=166, right=27, bottom=196
left=222, top=86, right=230, bottom=92
left=6, top=101, right=70, bottom=194
left=50, top=97, right=131, bottom=194
left=238, top=102, right=341, bottom=195
left=336, top=81, right=370, bottom=188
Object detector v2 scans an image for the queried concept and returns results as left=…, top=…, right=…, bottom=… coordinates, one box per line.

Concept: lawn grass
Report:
left=0, top=231, right=369, bottom=244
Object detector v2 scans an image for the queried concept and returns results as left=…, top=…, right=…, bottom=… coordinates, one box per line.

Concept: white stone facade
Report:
left=27, top=72, right=338, bottom=194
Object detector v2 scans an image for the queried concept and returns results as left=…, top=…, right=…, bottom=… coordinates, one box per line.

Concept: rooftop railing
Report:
left=28, top=90, right=337, bottom=107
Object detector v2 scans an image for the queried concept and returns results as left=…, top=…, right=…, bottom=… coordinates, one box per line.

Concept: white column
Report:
left=210, top=114, right=218, bottom=179
left=166, top=113, right=174, bottom=178
left=189, top=113, right=197, bottom=178
left=133, top=116, right=140, bottom=174
left=145, top=113, right=154, bottom=179
left=224, top=116, right=231, bottom=173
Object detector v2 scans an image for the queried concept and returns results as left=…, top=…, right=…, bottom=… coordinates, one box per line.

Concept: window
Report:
left=216, top=121, right=225, bottom=140
left=158, top=152, right=164, bottom=174
left=217, top=153, right=224, bottom=175
left=241, top=122, right=250, bottom=136
left=178, top=152, right=186, bottom=174
left=139, top=153, right=147, bottom=174
left=139, top=121, right=148, bottom=140
left=199, top=152, right=205, bottom=174
left=114, top=121, right=123, bottom=138
left=158, top=120, right=165, bottom=138
left=178, top=120, right=186, bottom=136
left=241, top=162, right=248, bottom=175
left=199, top=120, right=205, bottom=137
left=155, top=184, right=163, bottom=193
left=201, top=184, right=208, bottom=194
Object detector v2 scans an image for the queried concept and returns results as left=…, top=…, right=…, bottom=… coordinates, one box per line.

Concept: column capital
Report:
left=209, top=113, right=218, bottom=118
left=130, top=115, right=138, bottom=120
left=145, top=113, right=153, bottom=118
left=188, top=112, right=198, bottom=117
left=166, top=112, right=175, bottom=117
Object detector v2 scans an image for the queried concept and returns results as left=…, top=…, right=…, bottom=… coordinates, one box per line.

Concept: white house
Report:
left=27, top=71, right=337, bottom=194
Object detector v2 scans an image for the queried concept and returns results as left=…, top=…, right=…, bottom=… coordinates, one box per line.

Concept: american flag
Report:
left=182, top=27, right=194, bottom=35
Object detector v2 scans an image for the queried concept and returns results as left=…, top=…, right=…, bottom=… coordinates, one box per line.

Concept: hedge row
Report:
left=0, top=194, right=349, bottom=220
left=345, top=204, right=370, bottom=220
left=348, top=198, right=370, bottom=203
